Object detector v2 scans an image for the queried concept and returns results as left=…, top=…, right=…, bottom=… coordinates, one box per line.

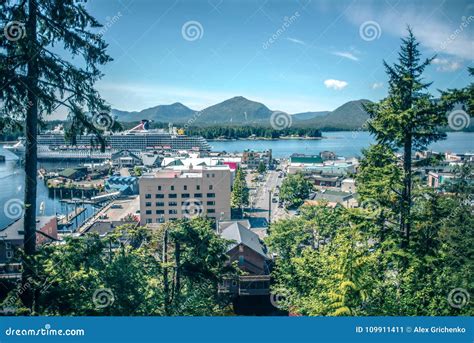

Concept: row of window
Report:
left=149, top=184, right=214, bottom=193
left=145, top=193, right=216, bottom=200
left=146, top=201, right=215, bottom=207
left=145, top=209, right=216, bottom=215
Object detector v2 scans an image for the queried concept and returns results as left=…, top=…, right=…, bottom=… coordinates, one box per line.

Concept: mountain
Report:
left=294, top=99, right=372, bottom=130
left=292, top=111, right=330, bottom=121
left=111, top=97, right=373, bottom=130
left=195, top=96, right=274, bottom=125
left=112, top=102, right=196, bottom=123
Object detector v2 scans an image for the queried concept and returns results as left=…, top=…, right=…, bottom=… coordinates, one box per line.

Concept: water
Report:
left=0, top=149, right=98, bottom=230
left=210, top=132, right=474, bottom=158
left=0, top=131, right=472, bottom=229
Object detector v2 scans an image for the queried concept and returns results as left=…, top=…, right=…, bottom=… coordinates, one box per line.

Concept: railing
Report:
left=218, top=275, right=271, bottom=296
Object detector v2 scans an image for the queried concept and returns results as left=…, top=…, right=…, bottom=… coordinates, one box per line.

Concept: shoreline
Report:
left=208, top=136, right=325, bottom=141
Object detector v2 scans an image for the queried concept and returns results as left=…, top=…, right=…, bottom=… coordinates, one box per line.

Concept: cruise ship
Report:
left=36, top=121, right=211, bottom=152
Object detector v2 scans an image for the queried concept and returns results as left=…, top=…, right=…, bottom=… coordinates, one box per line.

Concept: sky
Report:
left=68, top=0, right=473, bottom=115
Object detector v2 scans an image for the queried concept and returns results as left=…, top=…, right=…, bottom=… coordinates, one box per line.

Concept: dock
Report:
left=58, top=207, right=86, bottom=227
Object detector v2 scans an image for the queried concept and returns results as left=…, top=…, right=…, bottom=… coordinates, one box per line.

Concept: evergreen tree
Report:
left=1, top=0, right=114, bottom=310
left=365, top=27, right=448, bottom=246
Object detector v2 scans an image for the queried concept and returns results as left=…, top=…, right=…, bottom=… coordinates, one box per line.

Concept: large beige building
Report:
left=139, top=166, right=232, bottom=225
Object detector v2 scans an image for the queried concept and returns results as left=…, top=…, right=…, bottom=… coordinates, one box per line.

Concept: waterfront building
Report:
left=242, top=149, right=272, bottom=169
left=105, top=176, right=139, bottom=195
left=111, top=150, right=142, bottom=168
left=139, top=166, right=232, bottom=225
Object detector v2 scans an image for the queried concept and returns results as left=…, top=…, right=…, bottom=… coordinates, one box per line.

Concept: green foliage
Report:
left=279, top=173, right=312, bottom=208
left=2, top=220, right=237, bottom=316
left=231, top=168, right=249, bottom=216
left=257, top=161, right=267, bottom=174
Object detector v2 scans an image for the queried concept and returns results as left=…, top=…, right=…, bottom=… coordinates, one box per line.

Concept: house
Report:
left=220, top=222, right=269, bottom=275
left=141, top=153, right=162, bottom=168
left=341, top=178, right=356, bottom=193
left=306, top=190, right=358, bottom=208
left=58, top=167, right=88, bottom=180
left=427, top=171, right=456, bottom=188
left=111, top=150, right=141, bottom=168
left=0, top=216, right=58, bottom=276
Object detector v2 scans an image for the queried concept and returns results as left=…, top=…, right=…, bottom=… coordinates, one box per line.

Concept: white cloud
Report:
left=333, top=51, right=359, bottom=61
left=324, top=79, right=348, bottom=90
left=371, top=82, right=383, bottom=89
left=432, top=58, right=462, bottom=72
left=285, top=37, right=307, bottom=46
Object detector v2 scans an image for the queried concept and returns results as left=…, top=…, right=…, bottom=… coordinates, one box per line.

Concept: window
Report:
left=156, top=210, right=165, bottom=214
left=169, top=209, right=178, bottom=214
left=157, top=185, right=162, bottom=191
left=209, top=185, right=213, bottom=190
left=196, top=185, right=200, bottom=190
left=156, top=202, right=164, bottom=207
left=208, top=209, right=216, bottom=213
left=206, top=174, right=210, bottom=178
left=239, top=245, right=244, bottom=253
left=145, top=202, right=152, bottom=207
left=194, top=193, right=202, bottom=198
left=146, top=218, right=152, bottom=224
left=207, top=201, right=215, bottom=206
left=5, top=242, right=11, bottom=250
left=212, top=173, right=215, bottom=177
left=169, top=194, right=177, bottom=198
left=171, top=185, right=175, bottom=190
left=207, top=193, right=216, bottom=198
left=169, top=201, right=178, bottom=207
left=238, top=255, right=244, bottom=265
left=182, top=193, right=190, bottom=198
left=6, top=250, right=14, bottom=259
left=184, top=185, right=187, bottom=190
left=146, top=210, right=152, bottom=215
left=155, top=194, right=164, bottom=199
left=145, top=194, right=151, bottom=199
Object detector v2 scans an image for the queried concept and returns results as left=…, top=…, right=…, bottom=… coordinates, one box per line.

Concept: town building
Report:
left=220, top=222, right=269, bottom=275
left=139, top=166, right=232, bottom=224
left=111, top=150, right=142, bottom=168
left=306, top=190, right=358, bottom=208
left=242, top=149, right=272, bottom=169
left=0, top=216, right=58, bottom=276
left=105, top=176, right=139, bottom=195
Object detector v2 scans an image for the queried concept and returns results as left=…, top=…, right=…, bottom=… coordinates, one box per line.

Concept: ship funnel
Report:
left=141, top=120, right=150, bottom=130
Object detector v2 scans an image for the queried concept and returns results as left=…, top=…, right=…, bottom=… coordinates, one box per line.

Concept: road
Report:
left=247, top=167, right=288, bottom=223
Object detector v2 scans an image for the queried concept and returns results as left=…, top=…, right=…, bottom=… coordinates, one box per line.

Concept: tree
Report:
left=1, top=0, right=114, bottom=310
left=365, top=27, right=447, bottom=247
left=257, top=161, right=266, bottom=174
left=279, top=173, right=312, bottom=208
left=231, top=168, right=249, bottom=217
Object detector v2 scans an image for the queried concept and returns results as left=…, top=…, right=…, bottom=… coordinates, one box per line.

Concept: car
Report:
left=278, top=203, right=283, bottom=208
left=272, top=198, right=278, bottom=203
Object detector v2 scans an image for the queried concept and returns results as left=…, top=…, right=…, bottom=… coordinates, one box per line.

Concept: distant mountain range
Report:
left=111, top=96, right=373, bottom=130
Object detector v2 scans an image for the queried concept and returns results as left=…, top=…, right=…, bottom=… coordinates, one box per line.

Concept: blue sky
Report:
left=79, top=0, right=473, bottom=114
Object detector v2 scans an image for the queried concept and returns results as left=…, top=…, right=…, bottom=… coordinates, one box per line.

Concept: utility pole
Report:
left=268, top=189, right=272, bottom=225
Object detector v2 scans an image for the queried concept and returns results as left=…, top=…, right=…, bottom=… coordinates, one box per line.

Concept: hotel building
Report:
left=139, top=166, right=232, bottom=225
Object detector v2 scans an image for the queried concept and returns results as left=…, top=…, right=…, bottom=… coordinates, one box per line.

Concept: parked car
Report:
left=272, top=198, right=278, bottom=203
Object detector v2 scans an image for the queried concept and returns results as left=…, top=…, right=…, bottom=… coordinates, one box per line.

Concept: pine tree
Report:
left=365, top=27, right=448, bottom=247
left=1, top=0, right=113, bottom=310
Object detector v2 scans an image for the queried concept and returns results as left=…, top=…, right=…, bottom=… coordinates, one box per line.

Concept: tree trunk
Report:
left=162, top=228, right=170, bottom=315
left=401, top=136, right=412, bottom=248
left=20, top=0, right=39, bottom=311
